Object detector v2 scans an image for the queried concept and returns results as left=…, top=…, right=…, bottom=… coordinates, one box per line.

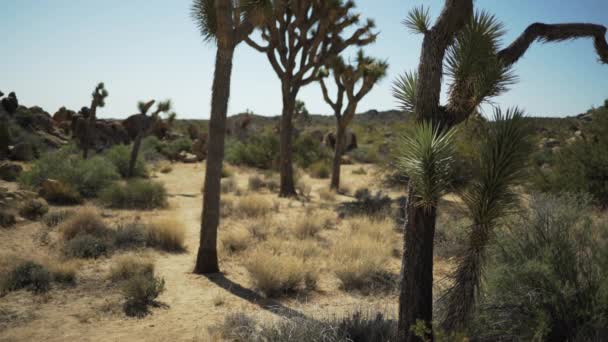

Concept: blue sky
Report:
left=1, top=0, right=607, bottom=119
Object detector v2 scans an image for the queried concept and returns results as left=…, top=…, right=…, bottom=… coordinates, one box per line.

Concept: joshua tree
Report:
left=82, top=83, right=108, bottom=159
left=294, top=99, right=310, bottom=127
left=128, top=100, right=173, bottom=178
left=393, top=3, right=608, bottom=340
left=319, top=51, right=388, bottom=190
left=191, top=0, right=256, bottom=274
left=245, top=0, right=377, bottom=197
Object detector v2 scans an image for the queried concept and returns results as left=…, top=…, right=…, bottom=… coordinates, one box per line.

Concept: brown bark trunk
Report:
left=194, top=44, right=235, bottom=274
left=279, top=85, right=297, bottom=197
left=128, top=133, right=143, bottom=178
left=398, top=187, right=438, bottom=342
left=330, top=121, right=346, bottom=190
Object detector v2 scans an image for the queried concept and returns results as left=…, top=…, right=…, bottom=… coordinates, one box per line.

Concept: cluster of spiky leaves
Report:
left=402, top=5, right=431, bottom=34
left=396, top=122, right=457, bottom=210
left=445, top=11, right=517, bottom=110
left=440, top=107, right=532, bottom=330
left=392, top=71, right=417, bottom=113
left=92, top=82, right=109, bottom=109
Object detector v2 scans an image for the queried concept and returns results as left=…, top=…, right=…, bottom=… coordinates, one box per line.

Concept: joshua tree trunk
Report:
left=330, top=122, right=347, bottom=190
left=398, top=189, right=438, bottom=341
left=194, top=45, right=234, bottom=274
left=278, top=86, right=297, bottom=197
left=128, top=133, right=143, bottom=178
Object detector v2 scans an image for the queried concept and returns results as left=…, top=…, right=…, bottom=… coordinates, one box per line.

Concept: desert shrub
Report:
left=0, top=210, right=16, bottom=228
left=293, top=133, right=330, bottom=169
left=247, top=175, right=266, bottom=191
left=221, top=177, right=237, bottom=194
left=225, top=133, right=279, bottom=169
left=351, top=167, right=367, bottom=175
left=109, top=254, right=154, bottom=282
left=319, top=188, right=336, bottom=202
left=18, top=198, right=49, bottom=220
left=46, top=261, right=77, bottom=285
left=159, top=163, right=173, bottom=174
left=220, top=197, right=235, bottom=218
left=160, top=137, right=192, bottom=160
left=41, top=181, right=83, bottom=205
left=292, top=215, right=328, bottom=239
left=221, top=228, right=250, bottom=254
left=0, top=261, right=51, bottom=294
left=146, top=219, right=186, bottom=252
left=140, top=136, right=164, bottom=161
left=19, top=149, right=119, bottom=197
left=221, top=165, right=234, bottom=178
left=349, top=145, right=379, bottom=164
left=472, top=194, right=608, bottom=341
left=114, top=222, right=148, bottom=249
left=308, top=160, right=331, bottom=179
left=247, top=217, right=272, bottom=241
left=235, top=195, right=273, bottom=218
left=100, top=180, right=168, bottom=210
left=210, top=311, right=397, bottom=342
left=122, top=274, right=165, bottom=317
left=59, top=208, right=111, bottom=241
left=43, top=210, right=74, bottom=228
left=532, top=109, right=608, bottom=206
left=105, top=144, right=147, bottom=178
left=64, top=234, right=110, bottom=259
left=245, top=248, right=317, bottom=297
left=337, top=189, right=392, bottom=218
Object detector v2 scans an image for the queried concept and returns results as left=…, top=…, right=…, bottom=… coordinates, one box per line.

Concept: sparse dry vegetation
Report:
left=145, top=218, right=186, bottom=252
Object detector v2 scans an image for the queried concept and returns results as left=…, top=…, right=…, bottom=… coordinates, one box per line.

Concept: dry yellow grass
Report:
left=109, top=253, right=154, bottom=282
left=318, top=187, right=336, bottom=202
left=235, top=195, right=274, bottom=218
left=59, top=207, right=109, bottom=241
left=292, top=212, right=334, bottom=239
left=146, top=218, right=186, bottom=252
left=244, top=248, right=318, bottom=297
left=220, top=227, right=250, bottom=254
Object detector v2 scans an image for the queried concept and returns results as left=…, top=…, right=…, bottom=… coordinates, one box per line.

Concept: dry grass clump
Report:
left=41, top=259, right=78, bottom=285
left=264, top=238, right=324, bottom=261
left=221, top=176, right=238, bottom=194
left=220, top=196, right=235, bottom=218
left=59, top=208, right=111, bottom=241
left=246, top=216, right=274, bottom=241
left=146, top=218, right=186, bottom=252
left=43, top=210, right=74, bottom=228
left=244, top=248, right=318, bottom=297
left=247, top=175, right=266, bottom=191
left=318, top=188, right=336, bottom=202
left=220, top=227, right=250, bottom=255
left=109, top=254, right=154, bottom=282
left=292, top=213, right=333, bottom=239
left=19, top=198, right=49, bottom=221
left=333, top=218, right=397, bottom=293
left=235, top=195, right=273, bottom=219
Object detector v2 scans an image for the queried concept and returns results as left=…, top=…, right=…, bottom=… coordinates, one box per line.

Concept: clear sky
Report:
left=2, top=0, right=607, bottom=119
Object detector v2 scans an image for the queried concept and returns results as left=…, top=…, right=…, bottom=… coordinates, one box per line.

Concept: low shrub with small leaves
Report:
left=64, top=234, right=110, bottom=259
left=225, top=133, right=279, bottom=170
left=122, top=274, right=165, bottom=317
left=109, top=254, right=154, bottom=282
left=308, top=160, right=331, bottom=179
left=43, top=210, right=74, bottom=228
left=18, top=198, right=49, bottom=221
left=1, top=261, right=51, bottom=294
left=114, top=222, right=148, bottom=249
left=105, top=144, right=147, bottom=178
left=100, top=180, right=168, bottom=210
left=245, top=248, right=317, bottom=297
left=146, top=219, right=186, bottom=252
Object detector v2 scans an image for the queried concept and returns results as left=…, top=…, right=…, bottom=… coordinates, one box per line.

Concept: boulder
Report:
left=178, top=151, right=199, bottom=164
left=0, top=162, right=23, bottom=181
left=10, top=142, right=35, bottom=161
left=192, top=134, right=208, bottom=161
left=543, top=138, right=560, bottom=149
left=1, top=92, right=18, bottom=115
left=53, top=106, right=77, bottom=125
left=0, top=209, right=16, bottom=228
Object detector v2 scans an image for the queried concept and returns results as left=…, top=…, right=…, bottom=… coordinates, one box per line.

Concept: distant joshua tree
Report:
left=392, top=2, right=608, bottom=340
left=245, top=0, right=377, bottom=197
left=128, top=100, right=173, bottom=178
left=318, top=51, right=388, bottom=190
left=82, top=83, right=108, bottom=159
left=191, top=0, right=257, bottom=274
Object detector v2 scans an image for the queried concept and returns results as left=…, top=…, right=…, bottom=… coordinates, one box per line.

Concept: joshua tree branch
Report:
left=498, top=23, right=608, bottom=67
left=244, top=37, right=269, bottom=52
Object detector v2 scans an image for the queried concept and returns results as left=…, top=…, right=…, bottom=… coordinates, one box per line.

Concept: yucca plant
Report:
left=439, top=108, right=532, bottom=331
left=318, top=50, right=388, bottom=190
left=81, top=82, right=108, bottom=159
left=192, top=0, right=258, bottom=274
left=395, top=2, right=607, bottom=340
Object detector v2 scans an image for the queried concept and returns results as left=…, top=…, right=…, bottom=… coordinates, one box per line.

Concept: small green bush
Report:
left=122, top=274, right=165, bottom=317
left=19, top=198, right=49, bottom=221
left=19, top=148, right=119, bottom=198
left=64, top=234, right=110, bottom=259
left=114, top=222, right=148, bottom=249
left=140, top=136, right=164, bottom=161
left=160, top=137, right=192, bottom=160
left=308, top=160, right=331, bottom=179
left=105, top=144, right=147, bottom=178
left=293, top=134, right=330, bottom=169
left=100, top=180, right=168, bottom=210
left=225, top=133, right=279, bottom=169
left=1, top=261, right=51, bottom=294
